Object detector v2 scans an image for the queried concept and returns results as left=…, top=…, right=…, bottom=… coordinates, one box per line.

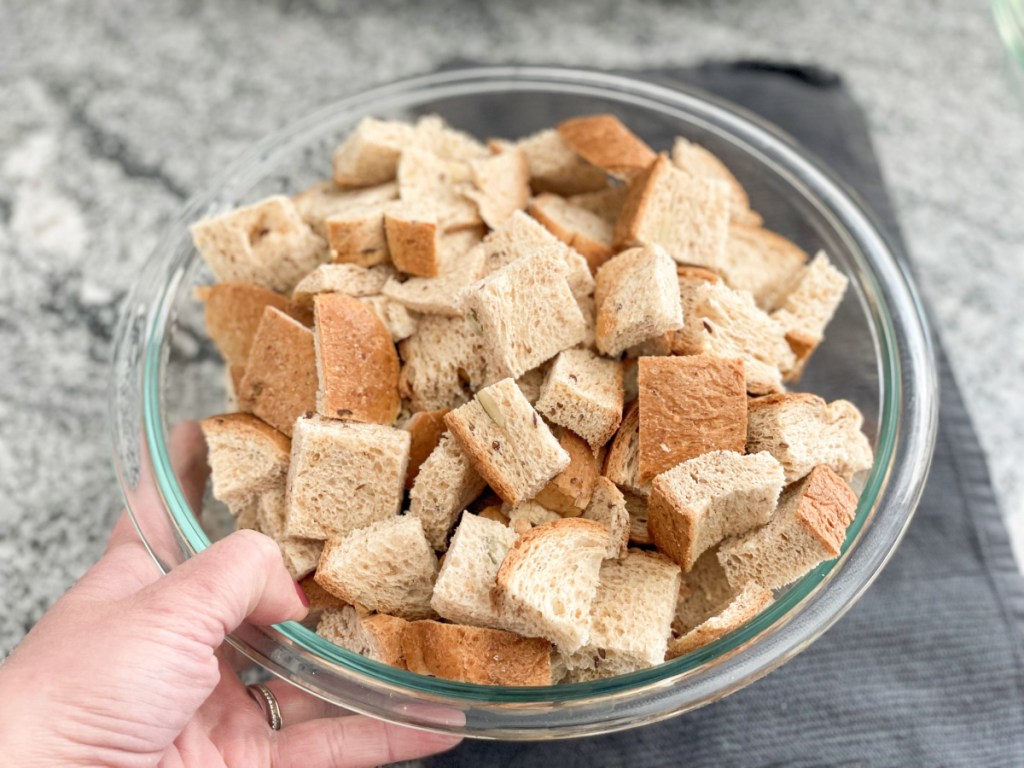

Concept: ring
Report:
left=247, top=683, right=283, bottom=731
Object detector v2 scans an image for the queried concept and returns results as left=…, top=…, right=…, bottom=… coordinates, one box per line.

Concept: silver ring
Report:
left=247, top=683, right=283, bottom=731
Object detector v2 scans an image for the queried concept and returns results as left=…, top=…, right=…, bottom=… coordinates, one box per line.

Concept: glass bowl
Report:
left=110, top=66, right=938, bottom=739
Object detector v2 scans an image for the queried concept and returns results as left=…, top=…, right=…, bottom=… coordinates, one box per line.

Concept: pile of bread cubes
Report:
left=192, top=114, right=873, bottom=687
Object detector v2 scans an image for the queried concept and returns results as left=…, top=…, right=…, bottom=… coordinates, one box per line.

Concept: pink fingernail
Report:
left=294, top=580, right=309, bottom=607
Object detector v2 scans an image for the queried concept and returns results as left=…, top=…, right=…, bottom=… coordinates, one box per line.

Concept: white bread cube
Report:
left=493, top=128, right=608, bottom=196
left=557, top=114, right=657, bottom=180
left=383, top=203, right=439, bottom=277
left=535, top=348, right=624, bottom=449
left=331, top=117, right=416, bottom=187
left=317, top=606, right=408, bottom=669
left=647, top=450, right=785, bottom=572
left=381, top=229, right=487, bottom=316
left=534, top=427, right=602, bottom=516
left=316, top=516, right=438, bottom=620
left=529, top=193, right=614, bottom=271
left=444, top=378, right=570, bottom=506
left=284, top=415, right=409, bottom=540
left=397, top=314, right=488, bottom=411
left=191, top=195, right=326, bottom=293
left=718, top=465, right=859, bottom=591
left=670, top=137, right=761, bottom=227
left=397, top=148, right=481, bottom=231
left=594, top=245, right=684, bottom=357
left=408, top=432, right=487, bottom=550
left=200, top=412, right=291, bottom=511
left=746, top=393, right=874, bottom=484
left=431, top=512, right=518, bottom=627
left=495, top=518, right=608, bottom=652
left=666, top=582, right=773, bottom=659
left=564, top=550, right=681, bottom=678
left=719, top=224, right=808, bottom=311
left=293, top=179, right=398, bottom=239
left=462, top=252, right=587, bottom=381
left=291, top=263, right=397, bottom=307
left=582, top=476, right=630, bottom=559
left=324, top=202, right=392, bottom=267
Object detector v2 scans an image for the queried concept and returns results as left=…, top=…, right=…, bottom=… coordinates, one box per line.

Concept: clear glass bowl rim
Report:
left=112, top=65, right=938, bottom=738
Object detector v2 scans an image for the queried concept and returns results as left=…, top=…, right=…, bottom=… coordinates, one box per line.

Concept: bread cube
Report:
left=461, top=148, right=530, bottom=229
left=293, top=179, right=399, bottom=239
left=358, top=295, right=418, bottom=342
left=493, top=128, right=608, bottom=196
left=325, top=203, right=391, bottom=267
left=673, top=547, right=739, bottom=636
left=256, top=486, right=323, bottom=580
left=384, top=203, right=439, bottom=277
left=666, top=583, right=773, bottom=659
left=381, top=230, right=487, bottom=316
left=719, top=224, right=808, bottom=311
left=397, top=314, right=488, bottom=411
left=197, top=283, right=309, bottom=367
left=670, top=136, right=760, bottom=227
left=317, top=606, right=409, bottom=669
left=581, top=476, right=630, bottom=559
left=602, top=400, right=650, bottom=497
left=332, top=117, right=416, bottom=187
left=557, top=114, right=657, bottom=179
left=534, top=427, right=602, bottom=516
left=290, top=263, right=396, bottom=307
left=530, top=193, right=614, bottom=271
left=536, top=348, right=624, bottom=449
left=408, top=432, right=488, bottom=550
left=200, top=412, right=291, bottom=511
left=397, top=148, right=481, bottom=231
left=402, top=409, right=450, bottom=489
left=507, top=500, right=562, bottom=535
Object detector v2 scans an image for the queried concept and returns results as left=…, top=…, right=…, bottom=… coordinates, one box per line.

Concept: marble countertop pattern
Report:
left=1, top=0, right=1022, bottom=654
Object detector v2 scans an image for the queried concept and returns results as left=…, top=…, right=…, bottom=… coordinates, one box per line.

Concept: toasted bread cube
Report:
left=746, top=393, right=874, bottom=484
left=431, top=512, right=518, bottom=628
left=381, top=229, right=487, bottom=316
left=672, top=547, right=739, bottom=636
left=495, top=518, right=608, bottom=652
left=493, top=129, right=608, bottom=196
left=602, top=400, right=650, bottom=497
left=444, top=379, right=570, bottom=506
left=507, top=500, right=562, bottom=536
left=384, top=203, right=439, bottom=277
left=720, top=225, right=808, bottom=311
left=565, top=550, right=681, bottom=678
left=613, top=156, right=730, bottom=269
left=557, top=115, right=657, bottom=179
left=772, top=252, right=849, bottom=379
left=317, top=606, right=409, bottom=669
left=666, top=583, right=773, bottom=659
left=409, top=432, right=488, bottom=550
left=534, top=427, right=602, bottom=516
left=197, top=283, right=308, bottom=367
left=718, top=466, right=859, bottom=591
left=316, top=516, right=437, bottom=620
left=397, top=314, right=488, bottom=411
left=325, top=203, right=390, bottom=267
left=200, top=412, right=291, bottom=511
left=581, top=476, right=630, bottom=559
left=313, top=293, right=400, bottom=424
left=460, top=148, right=530, bottom=229
left=237, top=307, right=318, bottom=437
left=291, top=263, right=397, bottom=307
left=463, top=252, right=587, bottom=381
left=332, top=117, right=416, bottom=187
left=358, top=295, right=418, bottom=342
left=594, top=245, right=684, bottom=357
left=670, top=137, right=761, bottom=227
left=285, top=415, right=409, bottom=540
left=397, top=148, right=481, bottom=231
left=530, top=193, right=614, bottom=271
left=402, top=620, right=552, bottom=686
left=191, top=195, right=326, bottom=293
left=637, top=355, right=748, bottom=483
left=402, top=409, right=450, bottom=489
left=536, top=348, right=624, bottom=449
left=293, top=180, right=399, bottom=238
left=648, top=450, right=785, bottom=571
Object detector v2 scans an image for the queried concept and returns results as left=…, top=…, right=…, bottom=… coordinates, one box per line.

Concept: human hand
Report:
left=0, top=426, right=461, bottom=767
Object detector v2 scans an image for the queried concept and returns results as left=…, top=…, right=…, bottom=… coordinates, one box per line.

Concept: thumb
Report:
left=129, top=529, right=308, bottom=649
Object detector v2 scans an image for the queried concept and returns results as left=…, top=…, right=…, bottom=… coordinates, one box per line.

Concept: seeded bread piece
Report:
left=594, top=245, right=684, bottom=357
left=291, top=263, right=397, bottom=307
left=720, top=225, right=808, bottom=311
left=397, top=314, right=488, bottom=411
left=602, top=400, right=650, bottom=497
left=462, top=252, right=587, bottom=382
left=200, top=412, right=291, bottom=511
left=665, top=582, right=773, bottom=659
left=325, top=203, right=391, bottom=267
left=771, top=252, right=849, bottom=379
left=402, top=409, right=450, bottom=489
left=718, top=465, right=859, bottom=591
left=492, top=129, right=608, bottom=196
left=637, top=355, right=748, bottom=483
left=196, top=283, right=310, bottom=367
left=534, top=428, right=602, bottom=516
left=383, top=203, right=439, bottom=277
left=285, top=415, right=409, bottom=540
left=494, top=518, right=608, bottom=652
left=565, top=550, right=681, bottom=678
left=403, top=620, right=552, bottom=686
left=316, top=516, right=438, bottom=620
left=557, top=115, right=657, bottom=179
left=673, top=546, right=739, bottom=636
left=445, top=379, right=570, bottom=506
left=536, top=348, right=624, bottom=449
left=647, top=450, right=785, bottom=571
left=293, top=180, right=399, bottom=239
left=746, top=393, right=874, bottom=483
left=358, top=295, right=418, bottom=342
left=409, top=432, right=488, bottom=550
left=507, top=500, right=562, bottom=536
left=459, top=148, right=531, bottom=229
left=567, top=185, right=629, bottom=225
left=331, top=117, right=418, bottom=187
left=624, top=492, right=653, bottom=546
left=582, top=476, right=630, bottom=559
left=680, top=281, right=795, bottom=395
left=670, top=137, right=761, bottom=227
left=397, top=148, right=481, bottom=231
left=613, top=156, right=730, bottom=269
left=317, top=606, right=409, bottom=669
left=313, top=293, right=400, bottom=424
left=529, top=193, right=614, bottom=271
left=191, top=195, right=327, bottom=293
left=431, top=512, right=518, bottom=627
left=237, top=307, right=319, bottom=437
left=381, top=230, right=487, bottom=316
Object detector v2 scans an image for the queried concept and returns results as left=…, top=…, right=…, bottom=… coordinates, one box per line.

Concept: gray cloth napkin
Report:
left=424, top=62, right=1024, bottom=767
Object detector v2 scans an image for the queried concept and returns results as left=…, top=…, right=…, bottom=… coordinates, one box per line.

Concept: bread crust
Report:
left=557, top=114, right=657, bottom=179
left=402, top=409, right=450, bottom=489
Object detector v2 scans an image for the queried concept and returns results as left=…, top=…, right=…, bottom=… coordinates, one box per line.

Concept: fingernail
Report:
left=294, top=580, right=309, bottom=607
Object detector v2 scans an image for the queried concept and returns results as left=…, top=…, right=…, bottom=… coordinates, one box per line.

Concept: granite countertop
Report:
left=1, top=0, right=1022, bottom=654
